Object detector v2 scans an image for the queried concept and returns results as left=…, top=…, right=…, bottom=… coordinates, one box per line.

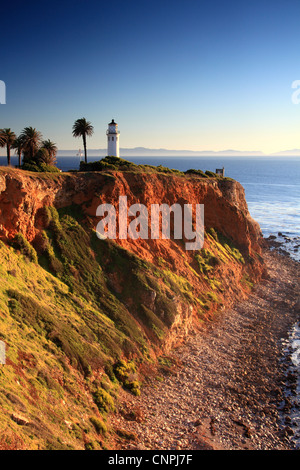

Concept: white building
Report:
left=106, top=119, right=120, bottom=157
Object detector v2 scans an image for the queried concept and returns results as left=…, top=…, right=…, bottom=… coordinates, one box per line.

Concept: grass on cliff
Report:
left=78, top=156, right=229, bottom=179
left=0, top=196, right=254, bottom=449
left=0, top=241, right=115, bottom=449
left=1, top=204, right=200, bottom=448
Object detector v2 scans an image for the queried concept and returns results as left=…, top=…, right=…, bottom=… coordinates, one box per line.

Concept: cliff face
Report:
left=0, top=168, right=262, bottom=256
left=0, top=167, right=265, bottom=449
left=0, top=168, right=263, bottom=352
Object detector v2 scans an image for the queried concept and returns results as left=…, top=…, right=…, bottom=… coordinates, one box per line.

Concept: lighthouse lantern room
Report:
left=106, top=119, right=120, bottom=158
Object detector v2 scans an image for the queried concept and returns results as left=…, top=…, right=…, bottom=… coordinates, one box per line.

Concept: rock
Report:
left=283, top=426, right=294, bottom=437
left=11, top=413, right=30, bottom=426
left=193, top=419, right=202, bottom=427
left=64, top=420, right=73, bottom=429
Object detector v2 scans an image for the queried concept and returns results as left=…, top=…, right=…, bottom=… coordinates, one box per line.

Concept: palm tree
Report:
left=12, top=136, right=26, bottom=168
left=72, top=118, right=94, bottom=164
left=20, top=126, right=43, bottom=163
left=41, top=139, right=57, bottom=165
left=0, top=128, right=17, bottom=166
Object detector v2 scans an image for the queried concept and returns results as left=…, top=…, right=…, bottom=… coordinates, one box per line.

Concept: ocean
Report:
left=1, top=154, right=300, bottom=446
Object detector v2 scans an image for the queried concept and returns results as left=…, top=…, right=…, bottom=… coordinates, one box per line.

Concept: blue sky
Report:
left=1, top=0, right=300, bottom=154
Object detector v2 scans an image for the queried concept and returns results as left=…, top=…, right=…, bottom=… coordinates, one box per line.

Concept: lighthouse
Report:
left=106, top=119, right=120, bottom=157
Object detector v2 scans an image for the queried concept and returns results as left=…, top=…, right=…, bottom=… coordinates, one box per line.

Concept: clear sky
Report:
left=1, top=0, right=300, bottom=154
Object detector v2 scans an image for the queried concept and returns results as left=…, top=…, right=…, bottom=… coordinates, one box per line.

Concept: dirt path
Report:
left=109, top=248, right=300, bottom=450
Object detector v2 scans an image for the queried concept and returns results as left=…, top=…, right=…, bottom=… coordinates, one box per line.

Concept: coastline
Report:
left=109, top=247, right=300, bottom=450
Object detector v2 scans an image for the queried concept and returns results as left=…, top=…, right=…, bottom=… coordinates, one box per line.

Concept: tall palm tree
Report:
left=41, top=139, right=57, bottom=165
left=34, top=148, right=51, bottom=165
left=20, top=126, right=43, bottom=163
left=12, top=135, right=25, bottom=167
left=0, top=128, right=16, bottom=165
left=72, top=118, right=94, bottom=164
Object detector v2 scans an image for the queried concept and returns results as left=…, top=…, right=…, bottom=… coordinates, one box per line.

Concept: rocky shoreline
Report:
left=109, top=247, right=300, bottom=450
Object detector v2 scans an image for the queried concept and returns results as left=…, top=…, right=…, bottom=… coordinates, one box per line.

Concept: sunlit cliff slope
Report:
left=0, top=160, right=264, bottom=449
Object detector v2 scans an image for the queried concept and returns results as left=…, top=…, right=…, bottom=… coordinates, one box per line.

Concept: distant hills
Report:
left=270, top=149, right=300, bottom=156
left=57, top=147, right=268, bottom=157
left=54, top=147, right=300, bottom=157
left=2, top=147, right=300, bottom=158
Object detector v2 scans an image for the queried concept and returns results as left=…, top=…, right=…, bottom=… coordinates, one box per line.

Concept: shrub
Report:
left=79, top=156, right=136, bottom=172
left=89, top=416, right=108, bottom=435
left=115, top=429, right=137, bottom=440
left=113, top=359, right=141, bottom=396
left=125, top=380, right=141, bottom=396
left=185, top=169, right=209, bottom=178
left=22, top=162, right=60, bottom=173
left=93, top=388, right=115, bottom=413
left=12, top=233, right=38, bottom=263
left=205, top=170, right=217, bottom=177
left=195, top=249, right=220, bottom=275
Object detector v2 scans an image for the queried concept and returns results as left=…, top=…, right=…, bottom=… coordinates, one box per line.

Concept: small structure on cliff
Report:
left=106, top=119, right=120, bottom=158
left=216, top=167, right=225, bottom=176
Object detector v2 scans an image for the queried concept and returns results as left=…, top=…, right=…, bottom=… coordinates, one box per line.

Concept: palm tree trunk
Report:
left=7, top=144, right=11, bottom=166
left=18, top=150, right=21, bottom=168
left=83, top=134, right=87, bottom=164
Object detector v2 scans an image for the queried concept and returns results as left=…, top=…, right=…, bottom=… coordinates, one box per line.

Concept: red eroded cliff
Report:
left=0, top=167, right=262, bottom=255
left=0, top=167, right=264, bottom=350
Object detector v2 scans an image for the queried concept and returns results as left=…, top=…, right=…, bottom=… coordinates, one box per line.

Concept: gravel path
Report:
left=109, top=248, right=300, bottom=450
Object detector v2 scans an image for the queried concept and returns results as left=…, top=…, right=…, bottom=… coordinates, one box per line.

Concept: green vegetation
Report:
left=113, top=359, right=141, bottom=396
left=89, top=416, right=108, bottom=435
left=22, top=162, right=60, bottom=173
left=205, top=170, right=217, bottom=177
left=0, top=128, right=16, bottom=166
left=93, top=388, right=115, bottom=413
left=79, top=156, right=184, bottom=176
left=195, top=248, right=221, bottom=275
left=80, top=156, right=136, bottom=172
left=12, top=233, right=38, bottom=263
left=185, top=168, right=209, bottom=178
left=0, top=126, right=58, bottom=171
left=20, top=127, right=57, bottom=170
left=78, top=156, right=225, bottom=179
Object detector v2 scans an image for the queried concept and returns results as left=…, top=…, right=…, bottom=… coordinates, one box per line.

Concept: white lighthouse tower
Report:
left=106, top=119, right=120, bottom=157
